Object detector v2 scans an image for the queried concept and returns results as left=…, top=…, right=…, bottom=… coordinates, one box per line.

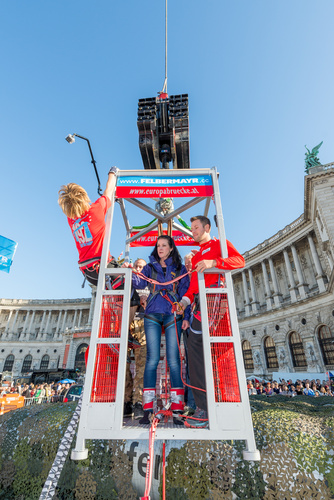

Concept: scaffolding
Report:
left=71, top=167, right=260, bottom=461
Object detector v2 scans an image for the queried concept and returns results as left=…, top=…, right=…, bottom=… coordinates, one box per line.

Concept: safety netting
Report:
left=90, top=344, right=119, bottom=402
left=90, top=296, right=123, bottom=402
left=206, top=293, right=231, bottom=337
left=211, top=342, right=241, bottom=402
left=98, top=296, right=123, bottom=338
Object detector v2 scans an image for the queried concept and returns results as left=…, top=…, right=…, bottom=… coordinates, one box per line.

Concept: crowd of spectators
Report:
left=0, top=381, right=76, bottom=404
left=247, top=378, right=334, bottom=397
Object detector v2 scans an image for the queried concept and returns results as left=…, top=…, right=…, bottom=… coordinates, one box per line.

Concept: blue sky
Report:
left=1, top=1, right=334, bottom=300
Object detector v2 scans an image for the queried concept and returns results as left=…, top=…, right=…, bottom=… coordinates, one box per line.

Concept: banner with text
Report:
left=116, top=175, right=213, bottom=198
left=130, top=230, right=196, bottom=247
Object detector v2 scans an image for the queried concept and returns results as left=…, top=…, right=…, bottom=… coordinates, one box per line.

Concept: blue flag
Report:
left=0, top=235, right=18, bottom=274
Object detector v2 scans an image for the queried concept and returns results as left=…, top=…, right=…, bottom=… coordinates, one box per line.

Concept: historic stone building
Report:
left=235, top=162, right=334, bottom=378
left=1, top=163, right=333, bottom=382
left=0, top=293, right=96, bottom=380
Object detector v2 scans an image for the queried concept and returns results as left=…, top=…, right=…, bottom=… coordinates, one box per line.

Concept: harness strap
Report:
left=78, top=257, right=101, bottom=269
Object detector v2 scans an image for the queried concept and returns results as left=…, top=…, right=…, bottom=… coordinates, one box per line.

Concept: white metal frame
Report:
left=71, top=168, right=260, bottom=461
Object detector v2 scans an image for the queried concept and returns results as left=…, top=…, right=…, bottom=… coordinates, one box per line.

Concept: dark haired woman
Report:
left=131, top=235, right=190, bottom=424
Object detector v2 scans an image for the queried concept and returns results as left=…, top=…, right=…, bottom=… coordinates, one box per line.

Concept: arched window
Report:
left=289, top=332, right=307, bottom=367
left=264, top=336, right=279, bottom=369
left=3, top=354, right=14, bottom=372
left=40, top=355, right=49, bottom=370
left=22, top=355, right=32, bottom=373
left=74, top=343, right=88, bottom=373
left=318, top=325, right=334, bottom=365
left=242, top=340, right=254, bottom=370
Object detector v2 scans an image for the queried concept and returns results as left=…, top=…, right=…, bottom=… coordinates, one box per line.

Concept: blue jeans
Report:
left=143, top=313, right=183, bottom=389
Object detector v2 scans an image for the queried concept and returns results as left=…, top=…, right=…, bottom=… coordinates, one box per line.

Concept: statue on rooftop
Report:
left=305, top=141, right=323, bottom=174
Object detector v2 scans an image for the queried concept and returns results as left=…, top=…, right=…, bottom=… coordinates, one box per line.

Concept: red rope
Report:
left=133, top=268, right=193, bottom=287
left=141, top=410, right=172, bottom=499
left=162, top=441, right=166, bottom=500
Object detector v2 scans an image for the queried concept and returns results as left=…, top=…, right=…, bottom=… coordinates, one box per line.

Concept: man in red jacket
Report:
left=178, top=215, right=245, bottom=428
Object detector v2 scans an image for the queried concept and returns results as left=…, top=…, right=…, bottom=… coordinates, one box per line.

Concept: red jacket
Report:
left=68, top=196, right=111, bottom=264
left=183, top=238, right=245, bottom=305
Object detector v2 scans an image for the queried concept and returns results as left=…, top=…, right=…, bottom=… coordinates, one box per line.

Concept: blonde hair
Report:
left=58, top=183, right=91, bottom=219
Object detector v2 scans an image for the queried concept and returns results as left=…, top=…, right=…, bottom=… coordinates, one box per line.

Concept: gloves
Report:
left=108, top=166, right=118, bottom=175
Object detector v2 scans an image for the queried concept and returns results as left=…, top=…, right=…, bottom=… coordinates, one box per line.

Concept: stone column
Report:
left=56, top=311, right=62, bottom=334
left=72, top=309, right=78, bottom=330
left=88, top=291, right=96, bottom=326
left=23, top=310, right=30, bottom=334
left=11, top=310, right=19, bottom=334
left=291, top=244, right=308, bottom=299
left=28, top=310, right=36, bottom=335
left=261, top=261, right=273, bottom=310
left=241, top=271, right=251, bottom=316
left=283, top=249, right=297, bottom=303
left=78, top=309, right=82, bottom=329
left=61, top=310, right=68, bottom=332
left=248, top=268, right=260, bottom=313
left=268, top=258, right=282, bottom=307
left=4, top=310, right=13, bottom=334
left=307, top=234, right=326, bottom=292
left=40, top=311, right=46, bottom=334
left=44, top=310, right=52, bottom=335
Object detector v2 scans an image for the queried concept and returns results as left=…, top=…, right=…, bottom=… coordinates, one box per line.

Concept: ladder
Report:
left=71, top=167, right=260, bottom=461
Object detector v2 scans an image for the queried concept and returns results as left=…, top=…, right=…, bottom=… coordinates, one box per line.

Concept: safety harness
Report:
left=145, top=264, right=182, bottom=308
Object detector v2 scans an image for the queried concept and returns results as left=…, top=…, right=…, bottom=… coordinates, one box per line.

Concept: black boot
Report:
left=139, top=410, right=152, bottom=425
left=173, top=410, right=184, bottom=426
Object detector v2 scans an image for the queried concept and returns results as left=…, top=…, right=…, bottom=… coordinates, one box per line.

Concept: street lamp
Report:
left=65, top=133, right=102, bottom=196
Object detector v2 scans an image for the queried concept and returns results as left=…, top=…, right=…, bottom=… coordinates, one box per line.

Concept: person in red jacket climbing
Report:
left=58, top=166, right=118, bottom=286
left=177, top=215, right=245, bottom=428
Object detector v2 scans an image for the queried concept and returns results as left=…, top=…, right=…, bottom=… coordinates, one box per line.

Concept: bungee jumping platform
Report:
left=71, top=167, right=260, bottom=462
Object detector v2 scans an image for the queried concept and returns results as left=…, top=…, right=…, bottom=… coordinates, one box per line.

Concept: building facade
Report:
left=0, top=292, right=96, bottom=380
left=235, top=163, right=334, bottom=378
left=1, top=164, right=333, bottom=381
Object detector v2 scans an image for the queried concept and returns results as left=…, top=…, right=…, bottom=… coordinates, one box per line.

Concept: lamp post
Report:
left=65, top=134, right=102, bottom=196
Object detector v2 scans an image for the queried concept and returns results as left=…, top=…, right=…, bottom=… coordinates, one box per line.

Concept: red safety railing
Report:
left=206, top=293, right=232, bottom=337
left=98, top=296, right=123, bottom=338
left=211, top=342, right=241, bottom=402
left=90, top=344, right=119, bottom=402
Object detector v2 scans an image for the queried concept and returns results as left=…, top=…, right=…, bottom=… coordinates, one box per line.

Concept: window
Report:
left=22, top=355, right=32, bottom=373
left=3, top=354, right=14, bottom=372
left=318, top=325, right=334, bottom=365
left=242, top=340, right=254, bottom=370
left=74, top=343, right=88, bottom=373
left=40, top=355, right=50, bottom=370
left=264, top=336, right=279, bottom=369
left=289, top=332, right=307, bottom=367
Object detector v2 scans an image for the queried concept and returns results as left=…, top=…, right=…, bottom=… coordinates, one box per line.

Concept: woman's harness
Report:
left=146, top=264, right=181, bottom=308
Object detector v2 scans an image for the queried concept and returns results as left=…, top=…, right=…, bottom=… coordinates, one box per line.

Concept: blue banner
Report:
left=0, top=235, right=18, bottom=274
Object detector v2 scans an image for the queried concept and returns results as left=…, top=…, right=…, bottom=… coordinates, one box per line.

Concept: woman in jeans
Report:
left=131, top=235, right=190, bottom=425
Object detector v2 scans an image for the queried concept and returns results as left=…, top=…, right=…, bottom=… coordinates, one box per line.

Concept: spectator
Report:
left=265, top=383, right=273, bottom=396
left=280, top=384, right=290, bottom=396
left=303, top=383, right=315, bottom=396
left=289, top=385, right=297, bottom=397
left=295, top=383, right=304, bottom=396
left=272, top=382, right=280, bottom=394
left=248, top=383, right=257, bottom=395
